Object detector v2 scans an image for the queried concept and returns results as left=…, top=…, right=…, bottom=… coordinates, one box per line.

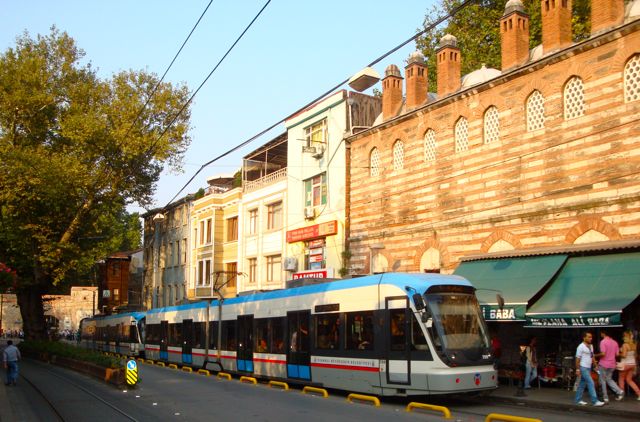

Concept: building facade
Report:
left=142, top=195, right=192, bottom=309
left=285, top=90, right=380, bottom=281
left=190, top=176, right=241, bottom=300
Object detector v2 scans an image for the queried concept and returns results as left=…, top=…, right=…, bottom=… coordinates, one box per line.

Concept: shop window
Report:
left=455, top=117, right=468, bottom=153
left=316, top=313, right=340, bottom=350
left=483, top=106, right=500, bottom=144
left=345, top=311, right=374, bottom=350
left=564, top=76, right=585, bottom=120
left=424, top=129, right=436, bottom=162
left=526, top=90, right=545, bottom=131
left=624, top=54, right=640, bottom=103
left=304, top=173, right=327, bottom=207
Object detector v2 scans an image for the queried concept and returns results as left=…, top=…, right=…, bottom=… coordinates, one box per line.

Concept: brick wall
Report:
left=348, top=22, right=640, bottom=274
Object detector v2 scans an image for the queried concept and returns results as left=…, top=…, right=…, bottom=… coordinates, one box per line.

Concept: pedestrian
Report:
left=575, top=331, right=605, bottom=406
left=3, top=340, right=21, bottom=386
left=617, top=330, right=640, bottom=400
left=595, top=329, right=625, bottom=402
left=491, top=334, right=502, bottom=369
left=524, top=337, right=537, bottom=389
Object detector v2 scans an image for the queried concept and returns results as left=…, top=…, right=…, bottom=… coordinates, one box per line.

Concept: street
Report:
left=2, top=358, right=638, bottom=422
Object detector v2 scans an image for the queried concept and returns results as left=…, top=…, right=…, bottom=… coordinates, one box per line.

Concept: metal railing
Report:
left=243, top=168, right=287, bottom=193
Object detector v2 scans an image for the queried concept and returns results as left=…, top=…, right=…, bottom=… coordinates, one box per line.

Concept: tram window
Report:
left=346, top=311, right=374, bottom=350
left=316, top=314, right=340, bottom=350
left=193, top=322, right=206, bottom=349
left=254, top=319, right=270, bottom=353
left=411, top=314, right=428, bottom=350
left=221, top=320, right=236, bottom=351
left=145, top=324, right=154, bottom=343
left=271, top=318, right=285, bottom=353
left=209, top=321, right=219, bottom=349
left=390, top=309, right=406, bottom=351
left=168, top=323, right=183, bottom=347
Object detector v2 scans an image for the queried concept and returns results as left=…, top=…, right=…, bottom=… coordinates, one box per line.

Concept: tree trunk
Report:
left=17, top=285, right=47, bottom=340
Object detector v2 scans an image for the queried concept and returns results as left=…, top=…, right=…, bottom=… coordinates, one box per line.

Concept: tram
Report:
left=144, top=272, right=497, bottom=396
left=79, top=312, right=146, bottom=357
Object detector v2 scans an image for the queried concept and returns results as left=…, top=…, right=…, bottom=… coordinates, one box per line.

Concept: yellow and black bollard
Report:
left=126, top=359, right=139, bottom=387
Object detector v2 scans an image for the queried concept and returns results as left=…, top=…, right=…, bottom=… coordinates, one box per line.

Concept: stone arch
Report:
left=362, top=246, right=394, bottom=274
left=413, top=239, right=450, bottom=271
left=565, top=216, right=621, bottom=244
left=480, top=230, right=523, bottom=253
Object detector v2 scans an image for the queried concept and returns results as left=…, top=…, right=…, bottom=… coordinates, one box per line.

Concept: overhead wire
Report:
left=163, top=0, right=478, bottom=207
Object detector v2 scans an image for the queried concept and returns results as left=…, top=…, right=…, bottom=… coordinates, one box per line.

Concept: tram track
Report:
left=19, top=360, right=139, bottom=422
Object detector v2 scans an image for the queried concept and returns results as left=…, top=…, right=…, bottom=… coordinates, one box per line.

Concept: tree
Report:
left=0, top=28, right=191, bottom=339
left=416, top=0, right=591, bottom=90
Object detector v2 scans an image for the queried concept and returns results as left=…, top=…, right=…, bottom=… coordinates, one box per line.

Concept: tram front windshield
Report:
left=424, top=291, right=491, bottom=366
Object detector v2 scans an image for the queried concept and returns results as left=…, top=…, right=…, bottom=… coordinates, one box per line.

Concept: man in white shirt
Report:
left=575, top=331, right=604, bottom=406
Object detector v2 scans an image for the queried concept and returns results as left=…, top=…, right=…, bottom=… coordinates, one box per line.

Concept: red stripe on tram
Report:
left=311, top=362, right=380, bottom=373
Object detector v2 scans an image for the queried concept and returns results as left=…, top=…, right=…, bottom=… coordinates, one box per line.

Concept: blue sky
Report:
left=1, top=0, right=437, bottom=214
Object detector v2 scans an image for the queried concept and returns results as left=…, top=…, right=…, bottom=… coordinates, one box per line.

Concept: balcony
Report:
left=243, top=167, right=287, bottom=193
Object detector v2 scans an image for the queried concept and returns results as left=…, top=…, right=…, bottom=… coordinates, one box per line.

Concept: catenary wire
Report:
left=162, top=0, right=478, bottom=208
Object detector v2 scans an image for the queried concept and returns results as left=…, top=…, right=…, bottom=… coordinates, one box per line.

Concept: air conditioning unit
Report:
left=303, top=206, right=316, bottom=220
left=284, top=257, right=298, bottom=272
left=311, top=146, right=325, bottom=159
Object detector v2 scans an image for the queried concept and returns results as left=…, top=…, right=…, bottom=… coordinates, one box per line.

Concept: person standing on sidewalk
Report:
left=3, top=340, right=21, bottom=386
left=618, top=330, right=640, bottom=400
left=595, top=329, right=624, bottom=402
left=575, top=331, right=605, bottom=407
left=524, top=337, right=538, bottom=389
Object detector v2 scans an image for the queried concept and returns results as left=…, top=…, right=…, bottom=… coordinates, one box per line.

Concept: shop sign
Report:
left=308, top=239, right=325, bottom=248
left=481, top=304, right=525, bottom=321
left=309, top=254, right=324, bottom=263
left=287, top=221, right=338, bottom=243
left=526, top=313, right=621, bottom=327
left=293, top=270, right=328, bottom=279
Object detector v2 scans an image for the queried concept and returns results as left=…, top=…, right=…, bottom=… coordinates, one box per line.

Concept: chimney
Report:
left=437, top=34, right=461, bottom=97
left=500, top=0, right=530, bottom=70
left=382, top=64, right=403, bottom=120
left=591, top=0, right=624, bottom=35
left=405, top=51, right=428, bottom=110
left=541, top=0, right=572, bottom=53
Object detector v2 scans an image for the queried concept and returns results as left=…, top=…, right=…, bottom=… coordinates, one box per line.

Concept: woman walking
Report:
left=618, top=330, right=640, bottom=400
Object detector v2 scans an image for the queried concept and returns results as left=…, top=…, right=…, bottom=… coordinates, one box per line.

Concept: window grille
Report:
left=624, top=54, right=640, bottom=103
left=424, top=129, right=436, bottom=162
left=564, top=76, right=585, bottom=120
left=455, top=117, right=468, bottom=153
left=370, top=147, right=380, bottom=177
left=392, top=140, right=404, bottom=171
left=483, top=106, right=500, bottom=144
left=527, top=90, right=545, bottom=131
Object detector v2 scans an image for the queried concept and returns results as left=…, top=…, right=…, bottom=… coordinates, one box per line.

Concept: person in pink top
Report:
left=595, top=329, right=624, bottom=402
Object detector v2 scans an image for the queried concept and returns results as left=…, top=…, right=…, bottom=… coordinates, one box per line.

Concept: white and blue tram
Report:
left=79, top=312, right=146, bottom=357
left=141, top=273, right=497, bottom=396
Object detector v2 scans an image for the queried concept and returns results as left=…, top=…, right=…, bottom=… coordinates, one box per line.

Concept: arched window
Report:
left=455, top=117, right=468, bottom=153
left=424, top=129, right=436, bottom=162
left=624, top=54, right=640, bottom=103
left=564, top=76, right=585, bottom=120
left=526, top=90, right=545, bottom=131
left=483, top=106, right=500, bottom=144
left=369, top=147, right=380, bottom=177
left=392, top=140, right=404, bottom=171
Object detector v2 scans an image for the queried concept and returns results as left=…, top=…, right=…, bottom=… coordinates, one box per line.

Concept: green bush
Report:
left=19, top=340, right=122, bottom=369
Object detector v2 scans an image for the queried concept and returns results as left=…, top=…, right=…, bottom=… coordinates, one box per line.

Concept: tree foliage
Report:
left=416, top=0, right=591, bottom=90
left=0, top=28, right=191, bottom=338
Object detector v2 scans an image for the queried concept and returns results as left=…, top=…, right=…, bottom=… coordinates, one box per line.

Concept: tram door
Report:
left=160, top=320, right=169, bottom=360
left=287, top=311, right=311, bottom=380
left=182, top=319, right=193, bottom=364
left=385, top=297, right=411, bottom=385
left=236, top=315, right=254, bottom=373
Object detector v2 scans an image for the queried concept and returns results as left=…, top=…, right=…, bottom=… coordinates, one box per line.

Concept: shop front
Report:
left=286, top=220, right=339, bottom=281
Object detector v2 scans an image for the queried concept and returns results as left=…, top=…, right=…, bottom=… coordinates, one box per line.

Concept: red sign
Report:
left=292, top=270, right=328, bottom=279
left=308, top=239, right=325, bottom=248
left=309, top=254, right=324, bottom=263
left=287, top=220, right=338, bottom=243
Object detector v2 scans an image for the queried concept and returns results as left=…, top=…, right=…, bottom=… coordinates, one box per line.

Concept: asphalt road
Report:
left=6, top=359, right=638, bottom=422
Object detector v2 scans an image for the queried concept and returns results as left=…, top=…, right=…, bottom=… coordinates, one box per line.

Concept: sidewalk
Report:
left=469, top=384, right=640, bottom=419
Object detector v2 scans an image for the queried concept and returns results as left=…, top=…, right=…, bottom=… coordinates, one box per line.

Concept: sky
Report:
left=1, top=0, right=438, bottom=215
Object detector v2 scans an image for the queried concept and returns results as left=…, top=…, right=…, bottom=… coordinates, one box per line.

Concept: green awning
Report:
left=526, top=252, right=640, bottom=327
left=454, top=255, right=568, bottom=321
